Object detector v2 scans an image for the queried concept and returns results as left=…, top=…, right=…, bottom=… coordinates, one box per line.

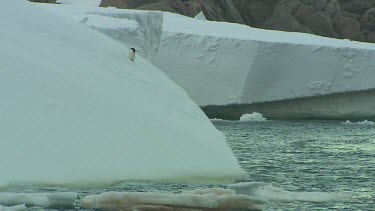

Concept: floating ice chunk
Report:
left=0, top=193, right=76, bottom=208
left=240, top=112, right=267, bottom=122
left=81, top=188, right=265, bottom=210
left=342, top=120, right=375, bottom=125
left=0, top=204, right=26, bottom=211
left=210, top=118, right=224, bottom=121
left=228, top=182, right=352, bottom=202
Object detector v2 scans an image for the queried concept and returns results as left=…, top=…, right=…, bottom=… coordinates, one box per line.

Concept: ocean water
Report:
left=8, top=120, right=375, bottom=210
left=215, top=120, right=375, bottom=210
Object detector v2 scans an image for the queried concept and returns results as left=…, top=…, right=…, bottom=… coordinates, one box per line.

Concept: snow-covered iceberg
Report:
left=240, top=112, right=267, bottom=122
left=0, top=0, right=248, bottom=188
left=40, top=4, right=375, bottom=119
left=156, top=13, right=375, bottom=120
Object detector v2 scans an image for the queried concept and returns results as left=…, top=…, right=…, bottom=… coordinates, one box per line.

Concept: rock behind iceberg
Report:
left=0, top=0, right=248, bottom=188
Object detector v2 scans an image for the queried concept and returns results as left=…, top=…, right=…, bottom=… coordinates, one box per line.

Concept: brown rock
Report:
left=366, top=29, right=375, bottom=42
left=340, top=0, right=372, bottom=15
left=335, top=16, right=364, bottom=41
left=298, top=11, right=338, bottom=37
left=359, top=7, right=375, bottom=32
left=231, top=0, right=274, bottom=26
left=262, top=5, right=311, bottom=33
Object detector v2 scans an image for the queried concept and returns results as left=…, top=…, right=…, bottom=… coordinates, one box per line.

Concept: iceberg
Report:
left=40, top=4, right=375, bottom=119
left=240, top=112, right=267, bottom=122
left=342, top=120, right=375, bottom=125
left=0, top=0, right=248, bottom=188
left=156, top=13, right=375, bottom=120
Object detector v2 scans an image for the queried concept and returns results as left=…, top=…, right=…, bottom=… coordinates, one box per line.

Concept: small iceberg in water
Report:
left=342, top=120, right=375, bottom=126
left=240, top=112, right=267, bottom=122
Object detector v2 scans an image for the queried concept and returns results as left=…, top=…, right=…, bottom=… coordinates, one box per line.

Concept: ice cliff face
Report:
left=157, top=13, right=375, bottom=119
left=42, top=4, right=375, bottom=119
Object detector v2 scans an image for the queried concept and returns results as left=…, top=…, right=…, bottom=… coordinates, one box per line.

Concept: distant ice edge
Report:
left=202, top=89, right=375, bottom=120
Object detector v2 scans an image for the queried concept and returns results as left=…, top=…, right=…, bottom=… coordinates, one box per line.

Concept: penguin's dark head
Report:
left=130, top=48, right=135, bottom=52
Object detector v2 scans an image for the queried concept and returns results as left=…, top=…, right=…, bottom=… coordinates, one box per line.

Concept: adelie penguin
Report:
left=129, top=48, right=136, bottom=62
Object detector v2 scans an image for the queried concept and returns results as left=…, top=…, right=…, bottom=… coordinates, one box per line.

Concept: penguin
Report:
left=129, top=48, right=136, bottom=62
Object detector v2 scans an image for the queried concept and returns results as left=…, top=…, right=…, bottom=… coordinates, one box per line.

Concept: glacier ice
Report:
left=41, top=5, right=375, bottom=119
left=0, top=0, right=248, bottom=188
left=240, top=112, right=267, bottom=122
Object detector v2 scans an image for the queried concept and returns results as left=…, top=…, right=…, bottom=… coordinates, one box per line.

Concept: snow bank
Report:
left=81, top=189, right=265, bottom=210
left=0, top=192, right=76, bottom=208
left=228, top=182, right=352, bottom=202
left=240, top=112, right=267, bottom=122
left=1, top=0, right=248, bottom=188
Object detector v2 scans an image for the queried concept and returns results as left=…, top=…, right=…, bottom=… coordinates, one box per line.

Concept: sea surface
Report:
left=12, top=120, right=375, bottom=210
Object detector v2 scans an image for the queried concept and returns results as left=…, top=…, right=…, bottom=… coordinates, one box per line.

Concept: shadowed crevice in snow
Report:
left=90, top=11, right=163, bottom=63
left=202, top=89, right=375, bottom=120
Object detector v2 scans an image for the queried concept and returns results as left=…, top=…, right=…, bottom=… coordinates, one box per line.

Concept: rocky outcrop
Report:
left=98, top=0, right=375, bottom=43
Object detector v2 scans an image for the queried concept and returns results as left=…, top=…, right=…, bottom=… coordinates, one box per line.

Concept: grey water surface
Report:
left=17, top=120, right=375, bottom=210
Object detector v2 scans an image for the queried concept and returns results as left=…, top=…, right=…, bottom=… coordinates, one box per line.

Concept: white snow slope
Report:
left=0, top=0, right=248, bottom=188
left=41, top=4, right=375, bottom=118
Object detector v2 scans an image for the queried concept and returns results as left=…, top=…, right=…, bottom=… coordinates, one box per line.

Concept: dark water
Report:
left=215, top=120, right=375, bottom=210
left=15, top=120, right=375, bottom=210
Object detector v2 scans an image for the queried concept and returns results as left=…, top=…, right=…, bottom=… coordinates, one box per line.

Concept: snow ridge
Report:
left=91, top=11, right=164, bottom=63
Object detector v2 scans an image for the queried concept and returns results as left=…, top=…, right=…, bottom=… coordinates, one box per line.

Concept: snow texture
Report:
left=228, top=182, right=352, bottom=202
left=240, top=112, right=267, bottom=122
left=42, top=5, right=375, bottom=118
left=157, top=13, right=375, bottom=107
left=1, top=0, right=248, bottom=188
left=81, top=188, right=265, bottom=210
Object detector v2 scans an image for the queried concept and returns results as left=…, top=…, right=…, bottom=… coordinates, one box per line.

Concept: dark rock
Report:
left=311, top=0, right=341, bottom=18
left=340, top=0, right=372, bottom=15
left=335, top=16, right=364, bottom=40
left=338, top=11, right=361, bottom=20
left=232, top=0, right=274, bottom=26
left=100, top=0, right=133, bottom=9
left=359, top=7, right=375, bottom=33
left=298, top=11, right=338, bottom=37
left=198, top=0, right=245, bottom=24
left=366, top=29, right=375, bottom=42
left=262, top=5, right=311, bottom=33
